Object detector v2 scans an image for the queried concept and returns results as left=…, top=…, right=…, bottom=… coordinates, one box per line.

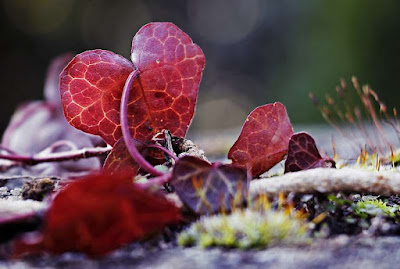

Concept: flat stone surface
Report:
left=2, top=236, right=400, bottom=269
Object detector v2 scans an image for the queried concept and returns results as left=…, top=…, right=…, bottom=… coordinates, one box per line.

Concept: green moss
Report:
left=354, top=198, right=399, bottom=218
left=178, top=209, right=309, bottom=249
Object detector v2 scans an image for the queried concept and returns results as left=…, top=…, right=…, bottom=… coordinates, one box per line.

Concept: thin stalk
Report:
left=364, top=86, right=391, bottom=153
left=0, top=146, right=112, bottom=165
left=120, top=70, right=163, bottom=176
left=163, top=130, right=176, bottom=164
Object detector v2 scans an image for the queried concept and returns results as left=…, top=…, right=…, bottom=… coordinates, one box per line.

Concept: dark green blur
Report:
left=0, top=0, right=399, bottom=132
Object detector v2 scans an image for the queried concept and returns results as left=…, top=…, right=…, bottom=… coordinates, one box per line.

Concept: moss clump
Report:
left=178, top=209, right=309, bottom=249
left=354, top=198, right=400, bottom=218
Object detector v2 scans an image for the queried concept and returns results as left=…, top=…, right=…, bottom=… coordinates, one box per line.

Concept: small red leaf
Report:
left=103, top=138, right=140, bottom=177
left=103, top=138, right=167, bottom=177
left=228, top=102, right=293, bottom=178
left=12, top=173, right=181, bottom=257
left=170, top=156, right=249, bottom=215
left=284, top=132, right=336, bottom=173
left=60, top=23, right=205, bottom=145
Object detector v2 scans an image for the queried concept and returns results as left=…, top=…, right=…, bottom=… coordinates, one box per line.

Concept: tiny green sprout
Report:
left=327, top=194, right=353, bottom=207
left=354, top=198, right=400, bottom=219
left=177, top=209, right=310, bottom=249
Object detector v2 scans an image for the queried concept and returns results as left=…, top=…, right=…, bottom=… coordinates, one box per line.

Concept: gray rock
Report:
left=2, top=236, right=400, bottom=269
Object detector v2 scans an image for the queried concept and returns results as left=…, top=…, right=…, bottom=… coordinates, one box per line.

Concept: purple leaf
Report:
left=44, top=53, right=74, bottom=107
left=170, top=156, right=249, bottom=215
left=0, top=55, right=104, bottom=177
left=284, top=132, right=336, bottom=173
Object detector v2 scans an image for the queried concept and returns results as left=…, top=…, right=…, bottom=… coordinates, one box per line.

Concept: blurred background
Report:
left=1, top=0, right=399, bottom=135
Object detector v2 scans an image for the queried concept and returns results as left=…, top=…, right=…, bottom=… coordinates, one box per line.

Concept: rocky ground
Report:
left=3, top=236, right=400, bottom=269
left=1, top=125, right=400, bottom=268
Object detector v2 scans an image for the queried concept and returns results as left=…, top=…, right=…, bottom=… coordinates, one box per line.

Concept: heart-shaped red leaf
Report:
left=228, top=102, right=293, bottom=178
left=60, top=23, right=205, bottom=146
left=284, top=132, right=336, bottom=173
left=13, top=173, right=181, bottom=257
left=170, top=156, right=249, bottom=215
left=129, top=22, right=205, bottom=140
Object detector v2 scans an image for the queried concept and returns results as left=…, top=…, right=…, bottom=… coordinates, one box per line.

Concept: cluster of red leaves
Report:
left=57, top=23, right=333, bottom=216
left=59, top=22, right=206, bottom=177
left=1, top=22, right=336, bottom=258
left=12, top=174, right=181, bottom=258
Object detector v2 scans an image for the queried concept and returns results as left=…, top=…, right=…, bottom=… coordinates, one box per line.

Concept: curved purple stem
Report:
left=120, top=70, right=163, bottom=176
left=42, top=140, right=79, bottom=154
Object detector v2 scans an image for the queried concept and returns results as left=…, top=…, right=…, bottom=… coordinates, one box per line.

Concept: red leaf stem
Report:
left=120, top=70, right=163, bottom=176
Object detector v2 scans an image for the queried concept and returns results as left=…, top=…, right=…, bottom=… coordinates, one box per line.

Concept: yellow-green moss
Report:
left=354, top=198, right=400, bottom=218
left=178, top=209, right=310, bottom=249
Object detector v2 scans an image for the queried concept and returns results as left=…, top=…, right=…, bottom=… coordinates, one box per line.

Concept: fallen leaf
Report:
left=284, top=132, right=336, bottom=173
left=228, top=102, right=293, bottom=178
left=170, top=156, right=249, bottom=215
left=13, top=173, right=181, bottom=257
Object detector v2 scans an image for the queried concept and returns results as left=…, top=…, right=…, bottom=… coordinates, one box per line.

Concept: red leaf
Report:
left=228, top=102, right=293, bottom=178
left=60, top=50, right=133, bottom=146
left=284, top=132, right=336, bottom=173
left=170, top=156, right=249, bottom=215
left=60, top=23, right=205, bottom=146
left=102, top=138, right=168, bottom=177
left=130, top=23, right=205, bottom=140
left=103, top=138, right=140, bottom=177
left=13, top=173, right=181, bottom=257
